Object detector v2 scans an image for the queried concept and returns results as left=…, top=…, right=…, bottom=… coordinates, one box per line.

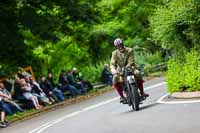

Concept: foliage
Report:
left=150, top=0, right=200, bottom=50
left=0, top=0, right=164, bottom=81
left=166, top=49, right=200, bottom=93
left=81, top=61, right=107, bottom=83
left=150, top=0, right=200, bottom=92
left=135, top=51, right=162, bottom=66
left=135, top=51, right=163, bottom=75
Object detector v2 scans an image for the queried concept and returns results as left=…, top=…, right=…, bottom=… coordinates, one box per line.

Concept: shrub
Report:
left=81, top=61, right=107, bottom=83
left=135, top=51, right=162, bottom=65
left=150, top=0, right=200, bottom=49
left=166, top=49, right=200, bottom=93
left=134, top=51, right=163, bottom=75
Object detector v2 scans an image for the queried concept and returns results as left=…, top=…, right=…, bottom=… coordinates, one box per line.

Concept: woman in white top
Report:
left=19, top=79, right=42, bottom=110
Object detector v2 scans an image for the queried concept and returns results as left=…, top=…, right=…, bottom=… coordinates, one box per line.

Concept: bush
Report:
left=81, top=61, right=107, bottom=83
left=135, top=51, right=162, bottom=65
left=150, top=0, right=200, bottom=50
left=166, top=49, right=200, bottom=93
left=134, top=51, right=163, bottom=75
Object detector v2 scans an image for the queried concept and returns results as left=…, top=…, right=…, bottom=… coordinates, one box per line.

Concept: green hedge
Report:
left=166, top=49, right=200, bottom=93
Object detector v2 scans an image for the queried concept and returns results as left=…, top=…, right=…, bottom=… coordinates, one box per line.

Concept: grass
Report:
left=7, top=109, right=36, bottom=121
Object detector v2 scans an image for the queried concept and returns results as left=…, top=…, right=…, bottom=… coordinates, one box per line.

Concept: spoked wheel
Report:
left=129, top=83, right=140, bottom=111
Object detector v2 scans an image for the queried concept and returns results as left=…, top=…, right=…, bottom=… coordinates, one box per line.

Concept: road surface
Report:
left=1, top=77, right=200, bottom=133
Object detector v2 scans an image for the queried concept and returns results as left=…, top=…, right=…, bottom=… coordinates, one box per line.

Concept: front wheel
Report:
left=129, top=83, right=140, bottom=111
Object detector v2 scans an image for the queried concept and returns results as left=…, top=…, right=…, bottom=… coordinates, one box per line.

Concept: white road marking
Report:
left=157, top=93, right=200, bottom=104
left=29, top=123, right=53, bottom=133
left=156, top=93, right=170, bottom=104
left=144, top=82, right=166, bottom=90
left=82, top=97, right=119, bottom=111
left=35, top=124, right=53, bottom=133
left=29, top=82, right=166, bottom=133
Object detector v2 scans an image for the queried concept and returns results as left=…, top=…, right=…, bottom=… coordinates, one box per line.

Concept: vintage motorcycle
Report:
left=120, top=66, right=147, bottom=111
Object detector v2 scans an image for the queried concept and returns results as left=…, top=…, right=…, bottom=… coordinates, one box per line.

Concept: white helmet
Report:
left=114, top=38, right=123, bottom=47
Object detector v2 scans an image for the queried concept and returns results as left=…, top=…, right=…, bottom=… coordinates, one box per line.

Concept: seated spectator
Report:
left=29, top=77, right=52, bottom=105
left=12, top=75, right=24, bottom=100
left=24, top=75, right=50, bottom=105
left=19, top=79, right=42, bottom=110
left=46, top=72, right=65, bottom=101
left=101, top=64, right=113, bottom=86
left=59, top=70, right=80, bottom=96
left=72, top=67, right=93, bottom=90
left=0, top=101, right=9, bottom=128
left=67, top=70, right=87, bottom=94
left=39, top=76, right=58, bottom=103
left=0, top=82, right=23, bottom=115
left=12, top=75, right=35, bottom=109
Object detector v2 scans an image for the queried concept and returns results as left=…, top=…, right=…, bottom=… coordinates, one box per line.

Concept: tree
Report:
left=0, top=0, right=164, bottom=78
left=150, top=0, right=200, bottom=92
left=150, top=0, right=200, bottom=51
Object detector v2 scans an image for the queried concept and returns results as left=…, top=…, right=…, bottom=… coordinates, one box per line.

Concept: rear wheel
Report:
left=129, top=83, right=140, bottom=111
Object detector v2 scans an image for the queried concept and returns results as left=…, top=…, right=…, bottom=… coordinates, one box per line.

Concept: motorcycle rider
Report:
left=110, top=38, right=149, bottom=102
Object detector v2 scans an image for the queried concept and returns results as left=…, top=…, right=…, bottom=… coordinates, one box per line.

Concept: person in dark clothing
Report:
left=72, top=68, right=93, bottom=90
left=13, top=75, right=24, bottom=100
left=101, top=64, right=113, bottom=86
left=59, top=70, right=80, bottom=96
left=0, top=101, right=9, bottom=128
left=67, top=70, right=86, bottom=94
left=46, top=72, right=65, bottom=101
left=29, top=77, right=52, bottom=105
left=39, top=77, right=58, bottom=103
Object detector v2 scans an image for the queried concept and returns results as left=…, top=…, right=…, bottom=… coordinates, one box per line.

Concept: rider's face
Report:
left=117, top=45, right=125, bottom=53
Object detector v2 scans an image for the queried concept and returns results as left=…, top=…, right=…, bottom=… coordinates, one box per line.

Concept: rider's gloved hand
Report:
left=134, top=69, right=140, bottom=75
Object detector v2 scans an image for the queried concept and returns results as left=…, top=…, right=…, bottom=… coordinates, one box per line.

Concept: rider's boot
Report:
left=137, top=79, right=149, bottom=98
left=120, top=96, right=127, bottom=103
left=141, top=92, right=149, bottom=97
left=113, top=83, right=127, bottom=103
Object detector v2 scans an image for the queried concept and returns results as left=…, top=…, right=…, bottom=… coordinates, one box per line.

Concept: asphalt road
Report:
left=1, top=77, right=200, bottom=133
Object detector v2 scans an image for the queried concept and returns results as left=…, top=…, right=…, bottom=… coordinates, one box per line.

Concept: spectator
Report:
left=29, top=77, right=52, bottom=105
left=12, top=75, right=35, bottom=109
left=13, top=75, right=24, bottom=100
left=39, top=76, right=58, bottom=103
left=46, top=72, right=65, bottom=101
left=59, top=70, right=80, bottom=96
left=0, top=101, right=9, bottom=128
left=72, top=67, right=93, bottom=90
left=67, top=70, right=87, bottom=94
left=101, top=64, right=113, bottom=86
left=19, top=79, right=42, bottom=110
left=24, top=75, right=50, bottom=105
left=0, top=82, right=23, bottom=115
